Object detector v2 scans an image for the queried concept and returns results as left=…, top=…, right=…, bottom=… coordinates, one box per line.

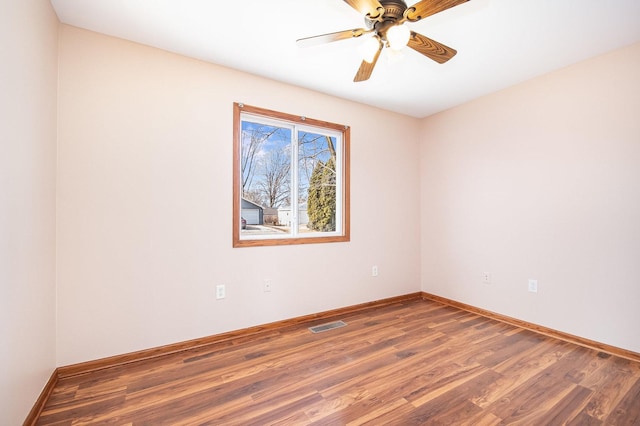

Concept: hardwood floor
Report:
left=36, top=299, right=640, bottom=425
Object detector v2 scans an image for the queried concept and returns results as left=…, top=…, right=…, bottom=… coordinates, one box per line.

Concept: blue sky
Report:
left=241, top=120, right=336, bottom=205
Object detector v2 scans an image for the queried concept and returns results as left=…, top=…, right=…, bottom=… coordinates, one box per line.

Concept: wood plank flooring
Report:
left=36, top=299, right=640, bottom=425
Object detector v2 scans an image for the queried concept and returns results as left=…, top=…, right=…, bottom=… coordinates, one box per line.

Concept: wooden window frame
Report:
left=233, top=103, right=350, bottom=248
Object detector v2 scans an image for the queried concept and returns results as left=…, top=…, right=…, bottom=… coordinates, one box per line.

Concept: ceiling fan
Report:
left=297, top=0, right=469, bottom=82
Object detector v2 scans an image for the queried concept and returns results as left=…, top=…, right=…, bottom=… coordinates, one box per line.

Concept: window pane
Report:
left=240, top=120, right=292, bottom=238
left=233, top=103, right=349, bottom=247
left=298, top=131, right=339, bottom=235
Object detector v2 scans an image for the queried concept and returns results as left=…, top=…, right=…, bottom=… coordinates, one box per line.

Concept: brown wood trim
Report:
left=232, top=234, right=350, bottom=247
left=421, top=292, right=640, bottom=363
left=235, top=103, right=348, bottom=132
left=342, top=125, right=351, bottom=242
left=57, top=292, right=423, bottom=379
left=232, top=102, right=242, bottom=247
left=232, top=102, right=350, bottom=248
left=23, top=368, right=58, bottom=426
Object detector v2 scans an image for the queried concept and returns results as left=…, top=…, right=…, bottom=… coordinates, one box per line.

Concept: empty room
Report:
left=2, top=0, right=639, bottom=424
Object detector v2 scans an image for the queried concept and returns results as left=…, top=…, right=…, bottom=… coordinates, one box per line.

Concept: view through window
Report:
left=233, top=103, right=350, bottom=247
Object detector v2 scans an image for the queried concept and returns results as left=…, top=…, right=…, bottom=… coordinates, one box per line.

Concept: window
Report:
left=233, top=103, right=350, bottom=247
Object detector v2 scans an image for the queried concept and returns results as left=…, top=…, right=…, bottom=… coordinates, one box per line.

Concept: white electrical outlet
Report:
left=372, top=265, right=379, bottom=277
left=216, top=284, right=226, bottom=299
left=482, top=272, right=491, bottom=284
left=264, top=279, right=272, bottom=292
left=528, top=279, right=538, bottom=293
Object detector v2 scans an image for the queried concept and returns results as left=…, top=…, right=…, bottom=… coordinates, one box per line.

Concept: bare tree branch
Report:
left=257, top=149, right=291, bottom=208
left=241, top=126, right=279, bottom=196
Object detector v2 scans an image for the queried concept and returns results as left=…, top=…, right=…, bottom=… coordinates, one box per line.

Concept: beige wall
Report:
left=4, top=13, right=637, bottom=419
left=56, top=25, right=422, bottom=366
left=0, top=0, right=59, bottom=423
left=420, top=42, right=640, bottom=353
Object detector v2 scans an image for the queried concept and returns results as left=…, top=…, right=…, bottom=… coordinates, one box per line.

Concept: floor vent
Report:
left=309, top=320, right=347, bottom=334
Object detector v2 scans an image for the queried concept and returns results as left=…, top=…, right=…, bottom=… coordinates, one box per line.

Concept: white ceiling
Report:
left=50, top=0, right=640, bottom=118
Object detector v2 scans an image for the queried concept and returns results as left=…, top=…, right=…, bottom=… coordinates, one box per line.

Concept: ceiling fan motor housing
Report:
left=366, top=0, right=407, bottom=25
left=297, top=0, right=464, bottom=82
left=365, top=0, right=409, bottom=43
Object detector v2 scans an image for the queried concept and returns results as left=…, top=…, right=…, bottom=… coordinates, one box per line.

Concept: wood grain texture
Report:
left=354, top=44, right=382, bottom=82
left=405, top=0, right=470, bottom=21
left=408, top=31, right=457, bottom=64
left=34, top=298, right=640, bottom=425
left=421, top=292, right=640, bottom=363
left=296, top=28, right=369, bottom=48
left=23, top=369, right=58, bottom=426
left=342, top=0, right=384, bottom=16
left=55, top=293, right=420, bottom=379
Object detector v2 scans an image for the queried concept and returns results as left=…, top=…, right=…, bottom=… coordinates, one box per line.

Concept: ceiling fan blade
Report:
left=353, top=42, right=383, bottom=82
left=343, top=0, right=384, bottom=18
left=405, top=0, right=469, bottom=21
left=407, top=31, right=457, bottom=63
left=297, top=28, right=371, bottom=47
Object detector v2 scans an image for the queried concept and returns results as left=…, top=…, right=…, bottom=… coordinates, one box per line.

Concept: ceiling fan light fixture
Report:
left=296, top=0, right=468, bottom=82
left=362, top=35, right=382, bottom=63
left=385, top=46, right=405, bottom=64
left=386, top=23, right=410, bottom=51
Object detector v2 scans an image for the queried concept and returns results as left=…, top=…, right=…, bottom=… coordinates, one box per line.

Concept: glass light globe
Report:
left=386, top=24, right=410, bottom=51
left=386, top=47, right=405, bottom=64
left=361, top=35, right=382, bottom=63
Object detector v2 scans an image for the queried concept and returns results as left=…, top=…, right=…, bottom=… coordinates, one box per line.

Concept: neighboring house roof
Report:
left=241, top=198, right=263, bottom=210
